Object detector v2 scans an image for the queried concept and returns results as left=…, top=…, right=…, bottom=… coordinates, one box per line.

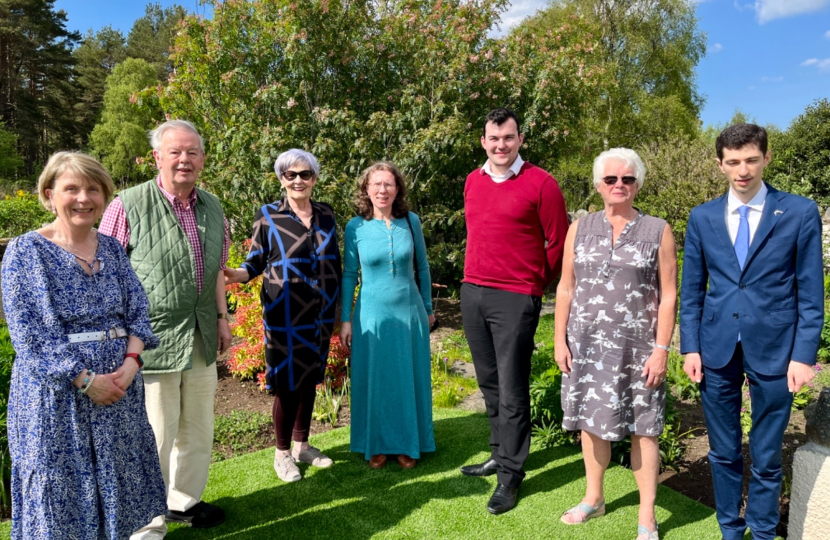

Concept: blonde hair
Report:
left=37, top=152, right=115, bottom=211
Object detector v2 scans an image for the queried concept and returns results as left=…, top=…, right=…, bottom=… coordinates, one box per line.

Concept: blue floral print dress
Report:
left=1, top=232, right=167, bottom=540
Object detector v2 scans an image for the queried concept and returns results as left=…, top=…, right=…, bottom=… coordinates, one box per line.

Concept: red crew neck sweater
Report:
left=463, top=162, right=569, bottom=297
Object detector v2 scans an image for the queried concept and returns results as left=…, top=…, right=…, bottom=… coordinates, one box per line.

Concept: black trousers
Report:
left=460, top=283, right=542, bottom=487
left=272, top=376, right=318, bottom=450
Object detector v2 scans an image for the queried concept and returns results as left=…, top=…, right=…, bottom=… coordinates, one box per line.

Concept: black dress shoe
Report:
left=460, top=458, right=499, bottom=477
left=166, top=501, right=225, bottom=528
left=487, top=483, right=518, bottom=515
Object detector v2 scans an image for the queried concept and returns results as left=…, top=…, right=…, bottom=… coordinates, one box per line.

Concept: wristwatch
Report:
left=217, top=312, right=228, bottom=320
left=124, top=352, right=144, bottom=368
left=654, top=344, right=671, bottom=352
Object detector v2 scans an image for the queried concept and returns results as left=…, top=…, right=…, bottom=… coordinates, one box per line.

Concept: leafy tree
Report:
left=766, top=98, right=830, bottom=208
left=0, top=122, right=24, bottom=183
left=88, top=58, right=162, bottom=186
left=0, top=0, right=81, bottom=174
left=126, top=2, right=188, bottom=80
left=518, top=0, right=705, bottom=162
left=72, top=26, right=127, bottom=145
left=636, top=134, right=726, bottom=244
left=162, top=0, right=600, bottom=285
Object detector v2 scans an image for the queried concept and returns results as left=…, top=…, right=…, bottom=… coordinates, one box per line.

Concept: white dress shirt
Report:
left=481, top=155, right=525, bottom=183
left=727, top=183, right=767, bottom=245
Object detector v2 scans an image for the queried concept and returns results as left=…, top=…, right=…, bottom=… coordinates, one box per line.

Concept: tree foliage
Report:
left=636, top=135, right=726, bottom=244
left=88, top=58, right=163, bottom=186
left=162, top=0, right=601, bottom=285
left=766, top=98, right=830, bottom=209
left=0, top=122, right=24, bottom=184
left=0, top=0, right=81, bottom=176
left=126, top=2, right=188, bottom=80
left=519, top=0, right=706, bottom=209
left=72, top=26, right=127, bottom=146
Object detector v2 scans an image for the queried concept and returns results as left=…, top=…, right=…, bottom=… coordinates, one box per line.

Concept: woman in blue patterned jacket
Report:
left=224, top=149, right=342, bottom=483
left=1, top=152, right=166, bottom=539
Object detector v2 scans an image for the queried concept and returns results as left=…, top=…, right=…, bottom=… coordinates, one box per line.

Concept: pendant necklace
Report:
left=52, top=226, right=99, bottom=267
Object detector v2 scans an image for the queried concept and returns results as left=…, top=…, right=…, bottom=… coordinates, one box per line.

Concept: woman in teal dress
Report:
left=340, top=161, right=435, bottom=469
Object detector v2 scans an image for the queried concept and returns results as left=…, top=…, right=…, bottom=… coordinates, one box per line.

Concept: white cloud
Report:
left=755, top=0, right=830, bottom=24
left=825, top=29, right=830, bottom=38
left=801, top=58, right=830, bottom=71
left=748, top=86, right=757, bottom=91
left=711, top=42, right=723, bottom=52
left=761, top=76, right=784, bottom=81
left=498, top=0, right=548, bottom=31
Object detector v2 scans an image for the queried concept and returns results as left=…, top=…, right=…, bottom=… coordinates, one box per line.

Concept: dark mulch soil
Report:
left=213, top=346, right=351, bottom=459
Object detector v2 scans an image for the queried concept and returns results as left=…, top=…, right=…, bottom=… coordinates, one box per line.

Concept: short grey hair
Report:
left=149, top=120, right=204, bottom=152
left=592, top=147, right=646, bottom=189
left=274, top=149, right=320, bottom=179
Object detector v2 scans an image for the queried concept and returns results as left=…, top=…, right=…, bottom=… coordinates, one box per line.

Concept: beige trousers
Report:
left=130, top=328, right=217, bottom=539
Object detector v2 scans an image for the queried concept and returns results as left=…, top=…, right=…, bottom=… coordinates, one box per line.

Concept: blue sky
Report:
left=55, top=0, right=830, bottom=130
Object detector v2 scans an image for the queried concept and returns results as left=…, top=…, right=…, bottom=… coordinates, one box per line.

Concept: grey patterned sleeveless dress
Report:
left=561, top=210, right=668, bottom=441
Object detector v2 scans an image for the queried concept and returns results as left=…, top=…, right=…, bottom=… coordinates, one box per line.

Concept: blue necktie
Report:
left=735, top=205, right=750, bottom=270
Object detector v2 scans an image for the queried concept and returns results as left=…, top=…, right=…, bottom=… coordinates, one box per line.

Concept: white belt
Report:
left=67, top=327, right=128, bottom=343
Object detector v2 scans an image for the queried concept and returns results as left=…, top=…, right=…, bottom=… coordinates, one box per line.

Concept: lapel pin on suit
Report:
left=774, top=210, right=784, bottom=215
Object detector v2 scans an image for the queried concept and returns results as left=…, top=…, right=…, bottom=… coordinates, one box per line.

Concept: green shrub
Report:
left=530, top=316, right=578, bottom=448
left=0, top=323, right=15, bottom=514
left=0, top=192, right=53, bottom=238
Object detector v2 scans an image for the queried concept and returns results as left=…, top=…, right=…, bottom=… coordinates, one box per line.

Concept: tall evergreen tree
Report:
left=126, top=3, right=188, bottom=80
left=73, top=26, right=127, bottom=145
left=0, top=0, right=81, bottom=175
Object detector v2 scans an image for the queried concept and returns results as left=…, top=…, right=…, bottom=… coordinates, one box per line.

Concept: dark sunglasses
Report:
left=602, top=175, right=637, bottom=185
left=283, top=170, right=315, bottom=181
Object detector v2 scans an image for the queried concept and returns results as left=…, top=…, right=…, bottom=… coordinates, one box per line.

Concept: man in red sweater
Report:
left=460, top=108, right=569, bottom=514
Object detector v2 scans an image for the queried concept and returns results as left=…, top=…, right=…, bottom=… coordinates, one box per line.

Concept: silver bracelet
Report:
left=654, top=344, right=671, bottom=352
left=78, top=371, right=96, bottom=394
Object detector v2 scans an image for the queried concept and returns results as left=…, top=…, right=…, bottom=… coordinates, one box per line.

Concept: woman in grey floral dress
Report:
left=554, top=148, right=677, bottom=540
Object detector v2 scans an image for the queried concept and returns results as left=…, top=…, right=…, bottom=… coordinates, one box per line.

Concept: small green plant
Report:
left=431, top=354, right=477, bottom=408
left=666, top=350, right=700, bottom=401
left=437, top=330, right=473, bottom=363
left=529, top=329, right=577, bottom=449
left=212, top=410, right=272, bottom=462
left=313, top=376, right=349, bottom=425
left=0, top=323, right=14, bottom=515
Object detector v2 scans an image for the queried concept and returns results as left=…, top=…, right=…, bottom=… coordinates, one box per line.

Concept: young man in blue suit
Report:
left=680, top=123, right=823, bottom=540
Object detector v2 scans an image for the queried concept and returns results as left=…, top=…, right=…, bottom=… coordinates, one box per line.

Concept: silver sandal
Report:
left=560, top=500, right=606, bottom=525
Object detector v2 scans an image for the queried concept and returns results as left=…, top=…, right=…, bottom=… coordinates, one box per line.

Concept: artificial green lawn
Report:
left=3, top=408, right=726, bottom=540
left=1, top=407, right=766, bottom=539
left=165, top=409, right=721, bottom=540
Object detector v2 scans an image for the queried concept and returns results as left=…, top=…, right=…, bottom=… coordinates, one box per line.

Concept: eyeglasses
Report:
left=367, top=181, right=397, bottom=191
left=602, top=176, right=637, bottom=186
left=282, top=170, right=315, bottom=181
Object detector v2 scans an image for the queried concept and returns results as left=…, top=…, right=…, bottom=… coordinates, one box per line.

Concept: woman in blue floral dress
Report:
left=1, top=152, right=167, bottom=539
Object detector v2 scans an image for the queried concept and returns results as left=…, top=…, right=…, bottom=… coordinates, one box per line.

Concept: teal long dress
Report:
left=341, top=212, right=435, bottom=459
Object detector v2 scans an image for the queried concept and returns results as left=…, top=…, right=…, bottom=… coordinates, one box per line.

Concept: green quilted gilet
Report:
left=119, top=179, right=225, bottom=373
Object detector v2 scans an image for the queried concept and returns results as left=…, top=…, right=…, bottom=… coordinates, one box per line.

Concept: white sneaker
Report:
left=293, top=445, right=334, bottom=468
left=274, top=451, right=302, bottom=482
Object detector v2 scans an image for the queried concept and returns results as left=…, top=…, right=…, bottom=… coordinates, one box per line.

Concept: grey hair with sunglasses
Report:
left=592, top=148, right=646, bottom=189
left=274, top=148, right=321, bottom=180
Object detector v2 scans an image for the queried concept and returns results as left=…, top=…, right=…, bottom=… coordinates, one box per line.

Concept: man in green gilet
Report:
left=100, top=120, right=232, bottom=538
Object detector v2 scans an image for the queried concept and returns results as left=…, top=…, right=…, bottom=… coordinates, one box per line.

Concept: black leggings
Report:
left=272, top=377, right=318, bottom=450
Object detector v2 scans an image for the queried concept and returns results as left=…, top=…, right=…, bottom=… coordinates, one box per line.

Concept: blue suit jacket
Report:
left=680, top=184, right=824, bottom=376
